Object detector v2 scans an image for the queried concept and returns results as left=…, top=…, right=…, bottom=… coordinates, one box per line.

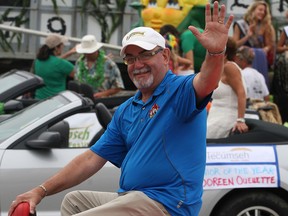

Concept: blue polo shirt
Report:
left=91, top=71, right=210, bottom=215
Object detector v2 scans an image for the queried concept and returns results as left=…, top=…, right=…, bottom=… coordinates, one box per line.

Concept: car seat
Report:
left=79, top=83, right=95, bottom=102
left=252, top=101, right=282, bottom=125
left=207, top=118, right=288, bottom=144
left=89, top=103, right=112, bottom=146
left=95, top=102, right=112, bottom=129
left=79, top=82, right=134, bottom=109
left=48, top=120, right=70, bottom=148
left=67, top=80, right=81, bottom=93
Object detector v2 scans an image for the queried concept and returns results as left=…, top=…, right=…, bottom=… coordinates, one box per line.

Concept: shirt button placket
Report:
left=140, top=106, right=145, bottom=122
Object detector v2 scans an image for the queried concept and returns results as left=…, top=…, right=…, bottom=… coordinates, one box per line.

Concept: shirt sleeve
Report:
left=173, top=74, right=211, bottom=120
left=90, top=108, right=127, bottom=168
left=58, top=59, right=74, bottom=76
left=105, top=59, right=125, bottom=89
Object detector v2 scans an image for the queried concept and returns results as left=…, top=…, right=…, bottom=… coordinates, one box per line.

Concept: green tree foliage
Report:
left=0, top=0, right=30, bottom=52
left=0, top=0, right=61, bottom=52
left=79, top=0, right=127, bottom=43
left=0, top=0, right=127, bottom=52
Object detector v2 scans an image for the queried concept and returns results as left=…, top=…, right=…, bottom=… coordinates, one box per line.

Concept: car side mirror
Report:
left=26, top=131, right=61, bottom=149
left=4, top=100, right=24, bottom=113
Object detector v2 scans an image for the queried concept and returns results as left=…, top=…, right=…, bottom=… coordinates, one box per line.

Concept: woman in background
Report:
left=233, top=1, right=275, bottom=86
left=160, top=24, right=193, bottom=75
left=207, top=37, right=248, bottom=138
left=164, top=33, right=192, bottom=74
left=34, top=33, right=75, bottom=99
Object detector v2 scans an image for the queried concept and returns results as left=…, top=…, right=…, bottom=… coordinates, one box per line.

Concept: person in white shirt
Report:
left=235, top=45, right=270, bottom=101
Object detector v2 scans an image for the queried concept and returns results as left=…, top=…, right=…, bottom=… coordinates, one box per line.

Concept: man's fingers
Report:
left=211, top=2, right=234, bottom=28
left=188, top=26, right=201, bottom=38
left=219, top=4, right=226, bottom=19
left=30, top=203, right=36, bottom=214
left=212, top=1, right=219, bottom=22
left=225, top=15, right=234, bottom=29
left=205, top=2, right=211, bottom=23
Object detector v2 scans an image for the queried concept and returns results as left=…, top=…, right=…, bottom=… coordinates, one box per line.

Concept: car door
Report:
left=0, top=145, right=120, bottom=216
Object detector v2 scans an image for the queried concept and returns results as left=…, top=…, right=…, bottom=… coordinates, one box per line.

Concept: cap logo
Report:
left=126, top=31, right=145, bottom=41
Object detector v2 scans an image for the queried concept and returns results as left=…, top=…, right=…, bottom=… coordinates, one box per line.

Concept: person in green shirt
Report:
left=34, top=34, right=75, bottom=99
left=180, top=28, right=206, bottom=73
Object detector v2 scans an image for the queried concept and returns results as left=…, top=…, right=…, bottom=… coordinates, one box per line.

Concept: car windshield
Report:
left=0, top=73, right=27, bottom=93
left=0, top=94, right=70, bottom=142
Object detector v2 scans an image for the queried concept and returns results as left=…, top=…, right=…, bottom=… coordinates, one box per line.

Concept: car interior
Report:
left=67, top=80, right=135, bottom=110
left=21, top=101, right=288, bottom=150
left=23, top=102, right=112, bottom=150
left=207, top=118, right=288, bottom=144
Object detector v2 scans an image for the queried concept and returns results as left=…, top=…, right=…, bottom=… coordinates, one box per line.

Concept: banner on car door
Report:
left=204, top=145, right=279, bottom=190
left=65, top=113, right=102, bottom=148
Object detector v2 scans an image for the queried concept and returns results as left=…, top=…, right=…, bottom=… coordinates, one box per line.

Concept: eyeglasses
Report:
left=123, top=48, right=163, bottom=65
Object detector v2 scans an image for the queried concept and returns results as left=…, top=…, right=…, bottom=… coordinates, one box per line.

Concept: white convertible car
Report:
left=0, top=91, right=287, bottom=216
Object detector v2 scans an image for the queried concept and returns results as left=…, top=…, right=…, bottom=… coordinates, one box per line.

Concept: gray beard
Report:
left=133, top=74, right=154, bottom=89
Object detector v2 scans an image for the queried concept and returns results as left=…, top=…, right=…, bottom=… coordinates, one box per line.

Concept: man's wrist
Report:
left=207, top=46, right=226, bottom=56
left=38, top=185, right=48, bottom=197
left=236, top=118, right=245, bottom=123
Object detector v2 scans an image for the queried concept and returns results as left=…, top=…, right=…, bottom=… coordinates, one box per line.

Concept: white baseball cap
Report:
left=76, top=35, right=103, bottom=54
left=120, top=27, right=166, bottom=56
